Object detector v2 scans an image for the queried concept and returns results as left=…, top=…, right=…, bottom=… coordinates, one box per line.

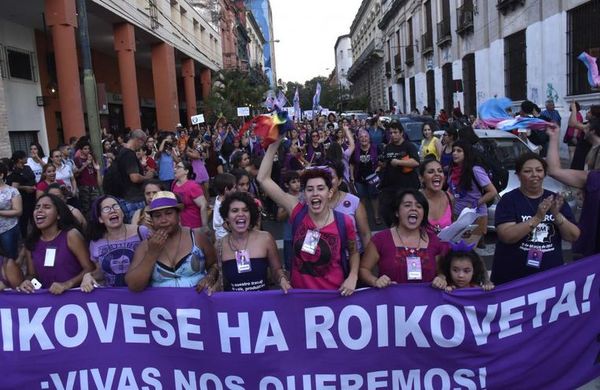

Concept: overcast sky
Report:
left=270, top=0, right=362, bottom=84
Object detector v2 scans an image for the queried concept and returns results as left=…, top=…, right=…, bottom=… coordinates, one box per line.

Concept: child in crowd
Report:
left=433, top=241, right=494, bottom=291
left=212, top=173, right=237, bottom=241
left=276, top=171, right=302, bottom=271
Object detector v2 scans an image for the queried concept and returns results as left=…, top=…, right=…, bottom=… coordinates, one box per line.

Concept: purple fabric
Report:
left=574, top=170, right=600, bottom=257
left=149, top=197, right=178, bottom=211
left=578, top=52, right=600, bottom=87
left=30, top=230, right=82, bottom=288
left=2, top=255, right=600, bottom=389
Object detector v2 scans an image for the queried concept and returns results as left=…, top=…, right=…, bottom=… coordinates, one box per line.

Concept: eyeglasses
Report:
left=101, top=204, right=121, bottom=214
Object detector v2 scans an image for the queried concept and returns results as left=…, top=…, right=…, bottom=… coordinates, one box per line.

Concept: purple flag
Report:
left=478, top=97, right=549, bottom=130
left=312, top=82, right=321, bottom=112
left=578, top=52, right=600, bottom=88
left=1, top=255, right=600, bottom=389
left=293, top=87, right=301, bottom=120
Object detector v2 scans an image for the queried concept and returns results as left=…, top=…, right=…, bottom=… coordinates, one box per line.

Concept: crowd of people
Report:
left=0, top=103, right=598, bottom=295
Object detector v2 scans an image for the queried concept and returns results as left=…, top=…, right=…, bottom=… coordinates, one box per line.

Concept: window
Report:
left=462, top=53, right=476, bottom=115
left=426, top=69, right=435, bottom=113
left=504, top=29, right=527, bottom=100
left=442, top=63, right=453, bottom=112
left=409, top=76, right=416, bottom=112
left=568, top=2, right=600, bottom=95
left=9, top=131, right=39, bottom=154
left=6, top=48, right=35, bottom=81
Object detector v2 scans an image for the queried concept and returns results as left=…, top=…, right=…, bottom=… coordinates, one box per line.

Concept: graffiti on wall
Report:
left=531, top=87, right=539, bottom=104
left=546, top=83, right=559, bottom=102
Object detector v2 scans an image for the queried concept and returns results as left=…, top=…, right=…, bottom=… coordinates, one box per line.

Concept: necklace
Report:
left=312, top=209, right=332, bottom=232
left=228, top=231, right=250, bottom=252
left=395, top=227, right=422, bottom=251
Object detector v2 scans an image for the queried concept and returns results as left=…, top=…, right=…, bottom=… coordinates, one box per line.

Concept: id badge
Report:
left=301, top=229, right=321, bottom=255
left=235, top=250, right=251, bottom=273
left=406, top=256, right=422, bottom=280
left=44, top=247, right=57, bottom=267
left=527, top=248, right=543, bottom=268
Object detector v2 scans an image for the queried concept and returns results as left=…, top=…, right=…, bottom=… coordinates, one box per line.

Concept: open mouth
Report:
left=34, top=215, right=46, bottom=225
left=234, top=217, right=247, bottom=228
left=310, top=199, right=322, bottom=209
left=108, top=215, right=120, bottom=223
left=407, top=213, right=419, bottom=224
left=432, top=177, right=442, bottom=187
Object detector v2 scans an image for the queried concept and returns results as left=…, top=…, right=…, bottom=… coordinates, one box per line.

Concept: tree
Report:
left=205, top=67, right=270, bottom=122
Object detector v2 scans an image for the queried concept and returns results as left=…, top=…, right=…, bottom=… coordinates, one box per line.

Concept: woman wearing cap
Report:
left=125, top=191, right=217, bottom=291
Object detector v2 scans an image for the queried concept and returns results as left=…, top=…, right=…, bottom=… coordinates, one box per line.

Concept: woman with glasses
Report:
left=16, top=194, right=93, bottom=294
left=171, top=161, right=208, bottom=229
left=305, top=130, right=326, bottom=166
left=80, top=195, right=150, bottom=291
left=50, top=148, right=77, bottom=200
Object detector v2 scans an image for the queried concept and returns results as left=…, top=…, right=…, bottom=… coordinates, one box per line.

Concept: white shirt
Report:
left=212, top=196, right=228, bottom=240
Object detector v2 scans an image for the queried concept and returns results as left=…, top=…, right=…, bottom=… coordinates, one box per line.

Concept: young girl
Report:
left=433, top=241, right=494, bottom=291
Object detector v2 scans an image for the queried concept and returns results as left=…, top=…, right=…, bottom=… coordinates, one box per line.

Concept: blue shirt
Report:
left=158, top=153, right=175, bottom=181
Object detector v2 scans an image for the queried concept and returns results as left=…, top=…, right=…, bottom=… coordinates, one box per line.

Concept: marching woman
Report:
left=35, top=164, right=66, bottom=199
left=125, top=191, right=217, bottom=291
left=350, top=129, right=382, bottom=224
left=17, top=194, right=93, bottom=294
left=258, top=137, right=360, bottom=295
left=81, top=195, right=150, bottom=291
left=209, top=191, right=290, bottom=292
left=420, top=158, right=454, bottom=233
left=359, top=189, right=448, bottom=287
left=420, top=122, right=442, bottom=159
left=0, top=162, right=22, bottom=259
left=171, top=160, right=208, bottom=229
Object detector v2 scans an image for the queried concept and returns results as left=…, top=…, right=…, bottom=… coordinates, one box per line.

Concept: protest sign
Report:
left=237, top=107, right=250, bottom=117
left=190, top=114, right=205, bottom=125
left=1, top=255, right=599, bottom=389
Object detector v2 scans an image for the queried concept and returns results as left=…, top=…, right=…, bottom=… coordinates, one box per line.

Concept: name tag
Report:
left=527, top=248, right=543, bottom=268
left=235, top=250, right=251, bottom=273
left=406, top=255, right=422, bottom=280
left=44, top=247, right=57, bottom=267
left=301, top=229, right=321, bottom=255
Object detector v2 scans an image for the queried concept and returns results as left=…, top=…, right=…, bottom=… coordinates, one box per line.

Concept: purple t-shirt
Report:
left=370, top=229, right=449, bottom=283
left=89, top=225, right=150, bottom=287
left=31, top=230, right=82, bottom=288
left=448, top=165, right=491, bottom=216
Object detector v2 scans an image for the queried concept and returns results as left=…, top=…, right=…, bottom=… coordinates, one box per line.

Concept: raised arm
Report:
left=546, top=124, right=588, bottom=189
left=257, top=139, right=299, bottom=215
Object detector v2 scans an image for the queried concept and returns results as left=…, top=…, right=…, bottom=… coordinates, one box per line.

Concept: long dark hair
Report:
left=450, top=140, right=477, bottom=192
left=439, top=249, right=488, bottom=286
left=25, top=194, right=79, bottom=250
left=86, top=195, right=122, bottom=242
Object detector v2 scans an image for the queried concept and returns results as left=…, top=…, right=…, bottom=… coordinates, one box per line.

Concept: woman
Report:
left=359, top=189, right=448, bottom=287
left=257, top=139, right=360, bottom=295
left=46, top=183, right=86, bottom=229
left=327, top=161, right=371, bottom=254
left=17, top=194, right=93, bottom=294
left=81, top=195, right=150, bottom=291
left=491, top=152, right=580, bottom=284
left=50, top=148, right=77, bottom=198
left=26, top=142, right=47, bottom=183
left=131, top=180, right=164, bottom=229
left=563, top=102, right=583, bottom=163
left=7, top=151, right=36, bottom=238
left=36, top=164, right=66, bottom=198
left=137, top=146, right=157, bottom=177
left=125, top=191, right=217, bottom=290
left=0, top=162, right=22, bottom=259
left=305, top=130, right=326, bottom=166
left=210, top=191, right=290, bottom=292
left=230, top=150, right=250, bottom=171
left=171, top=161, right=208, bottom=229
left=420, top=158, right=453, bottom=233
left=420, top=123, right=442, bottom=159
left=447, top=140, right=497, bottom=244
left=186, top=137, right=210, bottom=200
left=440, top=126, right=458, bottom=174
left=157, top=134, right=180, bottom=189
left=350, top=129, right=381, bottom=224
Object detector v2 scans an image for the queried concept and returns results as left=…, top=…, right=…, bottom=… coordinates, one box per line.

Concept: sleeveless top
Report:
left=420, top=138, right=439, bottom=160
left=31, top=230, right=82, bottom=288
left=151, top=229, right=207, bottom=287
left=333, top=192, right=364, bottom=253
left=221, top=256, right=269, bottom=291
left=440, top=147, right=453, bottom=172
left=428, top=192, right=453, bottom=233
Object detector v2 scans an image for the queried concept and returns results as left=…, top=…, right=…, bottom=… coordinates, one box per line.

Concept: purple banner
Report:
left=2, top=255, right=600, bottom=389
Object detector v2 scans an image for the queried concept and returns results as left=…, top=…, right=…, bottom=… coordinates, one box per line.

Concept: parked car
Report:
left=341, top=111, right=370, bottom=121
left=435, top=128, right=576, bottom=231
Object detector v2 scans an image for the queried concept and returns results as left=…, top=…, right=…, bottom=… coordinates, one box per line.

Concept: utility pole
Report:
left=76, top=0, right=104, bottom=170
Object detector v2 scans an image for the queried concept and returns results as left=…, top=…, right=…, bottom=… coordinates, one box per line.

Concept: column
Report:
left=200, top=68, right=212, bottom=101
left=114, top=23, right=141, bottom=130
left=44, top=0, right=85, bottom=141
left=181, top=58, right=196, bottom=126
left=151, top=43, right=179, bottom=131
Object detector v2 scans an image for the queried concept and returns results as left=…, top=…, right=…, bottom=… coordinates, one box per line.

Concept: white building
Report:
left=334, top=34, right=352, bottom=90
left=379, top=0, right=600, bottom=126
left=246, top=10, right=265, bottom=70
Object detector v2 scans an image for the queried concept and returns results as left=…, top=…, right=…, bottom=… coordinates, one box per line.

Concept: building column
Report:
left=181, top=58, right=196, bottom=126
left=200, top=68, right=211, bottom=100
left=44, top=0, right=85, bottom=141
left=151, top=43, right=179, bottom=131
left=114, top=23, right=141, bottom=130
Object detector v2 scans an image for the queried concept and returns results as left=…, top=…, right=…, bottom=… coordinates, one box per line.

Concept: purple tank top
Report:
left=31, top=230, right=82, bottom=288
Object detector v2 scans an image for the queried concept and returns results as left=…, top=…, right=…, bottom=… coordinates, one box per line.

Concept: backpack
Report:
left=472, top=146, right=508, bottom=204
left=291, top=204, right=350, bottom=278
left=102, top=151, right=125, bottom=197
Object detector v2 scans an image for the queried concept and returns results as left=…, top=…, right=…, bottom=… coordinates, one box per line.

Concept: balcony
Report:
left=346, top=40, right=384, bottom=82
left=385, top=61, right=391, bottom=77
left=497, top=0, right=525, bottom=14
left=405, top=44, right=414, bottom=66
left=437, top=18, right=452, bottom=47
left=421, top=30, right=433, bottom=56
left=394, top=53, right=402, bottom=71
left=456, top=4, right=474, bottom=35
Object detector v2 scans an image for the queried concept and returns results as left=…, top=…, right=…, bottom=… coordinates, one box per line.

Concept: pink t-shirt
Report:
left=172, top=180, right=204, bottom=228
left=371, top=229, right=449, bottom=283
left=289, top=203, right=357, bottom=290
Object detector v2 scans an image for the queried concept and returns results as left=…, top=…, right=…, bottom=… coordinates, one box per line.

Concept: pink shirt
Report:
left=172, top=180, right=204, bottom=228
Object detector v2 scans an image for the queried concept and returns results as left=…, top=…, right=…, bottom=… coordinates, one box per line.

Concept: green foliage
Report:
left=205, top=67, right=270, bottom=122
left=284, top=77, right=343, bottom=112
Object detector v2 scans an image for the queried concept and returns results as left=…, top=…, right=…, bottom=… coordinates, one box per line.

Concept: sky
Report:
left=270, top=0, right=363, bottom=84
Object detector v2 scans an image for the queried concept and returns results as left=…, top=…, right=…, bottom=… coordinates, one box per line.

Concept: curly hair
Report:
left=439, top=249, right=488, bottom=287
left=300, top=167, right=332, bottom=189
left=219, top=191, right=260, bottom=230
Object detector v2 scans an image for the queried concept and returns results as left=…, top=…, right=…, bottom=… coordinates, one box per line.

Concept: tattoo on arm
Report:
left=347, top=239, right=357, bottom=255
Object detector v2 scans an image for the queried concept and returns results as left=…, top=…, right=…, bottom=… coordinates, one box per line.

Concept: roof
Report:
left=334, top=34, right=351, bottom=50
